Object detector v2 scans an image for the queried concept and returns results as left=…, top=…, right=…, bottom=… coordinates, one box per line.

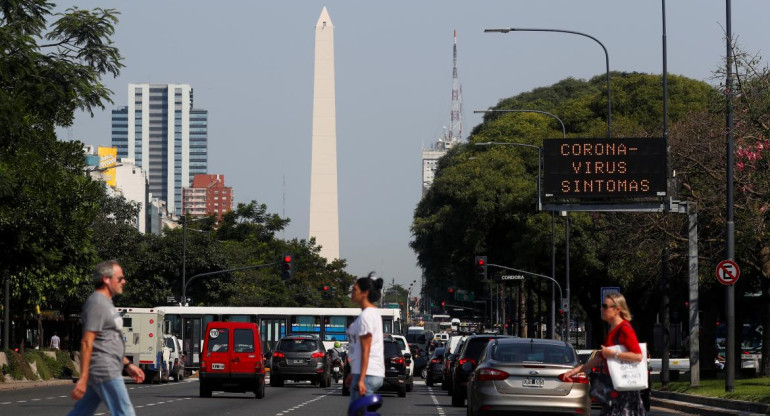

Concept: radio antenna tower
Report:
left=449, top=29, right=463, bottom=141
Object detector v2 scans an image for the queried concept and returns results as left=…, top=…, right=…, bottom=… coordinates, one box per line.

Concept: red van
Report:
left=199, top=321, right=266, bottom=398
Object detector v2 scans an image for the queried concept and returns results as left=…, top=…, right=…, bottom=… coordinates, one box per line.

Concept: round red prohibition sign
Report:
left=715, top=260, right=740, bottom=285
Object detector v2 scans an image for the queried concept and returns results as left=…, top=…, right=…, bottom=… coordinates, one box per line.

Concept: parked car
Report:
left=269, top=334, right=332, bottom=387
left=342, top=339, right=413, bottom=397
left=451, top=335, right=511, bottom=407
left=163, top=334, right=185, bottom=381
left=425, top=347, right=445, bottom=387
left=466, top=337, right=590, bottom=415
left=199, top=321, right=266, bottom=398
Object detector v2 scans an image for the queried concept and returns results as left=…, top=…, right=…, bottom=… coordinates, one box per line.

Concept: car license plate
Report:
left=292, top=359, right=305, bottom=365
left=211, top=363, right=225, bottom=370
left=523, top=377, right=544, bottom=387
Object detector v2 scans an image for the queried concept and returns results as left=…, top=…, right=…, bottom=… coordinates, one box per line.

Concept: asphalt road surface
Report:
left=0, top=377, right=696, bottom=416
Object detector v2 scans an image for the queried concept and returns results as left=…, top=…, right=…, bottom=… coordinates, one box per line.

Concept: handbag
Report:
left=606, top=341, right=648, bottom=391
left=588, top=370, right=615, bottom=405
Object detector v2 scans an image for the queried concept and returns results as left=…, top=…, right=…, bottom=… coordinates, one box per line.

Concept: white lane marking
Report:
left=428, top=386, right=446, bottom=416
left=1, top=402, right=12, bottom=405
left=274, top=387, right=339, bottom=416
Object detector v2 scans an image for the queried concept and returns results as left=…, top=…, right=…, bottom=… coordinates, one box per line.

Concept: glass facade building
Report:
left=111, top=84, right=208, bottom=216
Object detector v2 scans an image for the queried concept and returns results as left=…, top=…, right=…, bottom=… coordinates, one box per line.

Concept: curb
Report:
left=0, top=378, right=74, bottom=391
left=652, top=390, right=770, bottom=415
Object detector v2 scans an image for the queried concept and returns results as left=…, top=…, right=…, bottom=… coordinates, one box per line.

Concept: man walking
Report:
left=50, top=332, right=61, bottom=350
left=68, top=260, right=144, bottom=416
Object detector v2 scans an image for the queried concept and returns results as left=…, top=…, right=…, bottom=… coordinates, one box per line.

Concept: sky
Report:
left=55, top=1, right=770, bottom=292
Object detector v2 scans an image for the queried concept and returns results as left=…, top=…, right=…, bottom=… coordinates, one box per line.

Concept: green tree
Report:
left=413, top=72, right=713, bottom=341
left=0, top=1, right=124, bottom=347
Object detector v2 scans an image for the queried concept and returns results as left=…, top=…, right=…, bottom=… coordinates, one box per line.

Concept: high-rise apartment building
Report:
left=182, top=174, right=233, bottom=220
left=112, top=83, right=208, bottom=216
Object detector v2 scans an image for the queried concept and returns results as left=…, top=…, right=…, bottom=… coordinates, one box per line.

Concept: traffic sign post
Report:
left=716, top=260, right=740, bottom=286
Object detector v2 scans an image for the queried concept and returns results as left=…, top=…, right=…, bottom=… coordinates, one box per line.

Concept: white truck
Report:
left=118, top=307, right=170, bottom=383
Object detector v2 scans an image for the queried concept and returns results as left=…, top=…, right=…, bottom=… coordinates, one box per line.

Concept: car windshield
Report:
left=279, top=339, right=318, bottom=352
left=492, top=343, right=576, bottom=365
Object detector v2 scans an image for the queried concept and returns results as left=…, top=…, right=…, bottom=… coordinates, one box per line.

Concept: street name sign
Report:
left=499, top=275, right=525, bottom=281
left=715, top=260, right=740, bottom=286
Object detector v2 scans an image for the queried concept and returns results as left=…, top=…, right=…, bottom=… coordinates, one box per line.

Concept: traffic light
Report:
left=475, top=256, right=488, bottom=280
left=440, top=301, right=446, bottom=308
left=449, top=287, right=455, bottom=295
left=281, top=253, right=294, bottom=280
left=322, top=285, right=331, bottom=299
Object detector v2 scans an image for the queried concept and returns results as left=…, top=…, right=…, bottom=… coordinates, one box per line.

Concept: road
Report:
left=0, top=377, right=694, bottom=416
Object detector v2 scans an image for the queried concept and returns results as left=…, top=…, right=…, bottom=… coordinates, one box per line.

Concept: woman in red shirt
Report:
left=563, top=292, right=645, bottom=415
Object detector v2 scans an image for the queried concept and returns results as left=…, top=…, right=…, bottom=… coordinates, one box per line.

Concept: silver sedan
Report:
left=466, top=337, right=590, bottom=415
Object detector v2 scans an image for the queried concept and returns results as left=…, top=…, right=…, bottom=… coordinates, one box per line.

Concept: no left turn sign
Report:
left=716, top=260, right=740, bottom=285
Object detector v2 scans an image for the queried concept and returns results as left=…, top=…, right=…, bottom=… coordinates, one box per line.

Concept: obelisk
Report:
left=308, top=7, right=340, bottom=260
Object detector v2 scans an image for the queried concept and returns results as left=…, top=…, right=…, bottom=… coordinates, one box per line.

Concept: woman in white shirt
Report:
left=345, top=272, right=385, bottom=403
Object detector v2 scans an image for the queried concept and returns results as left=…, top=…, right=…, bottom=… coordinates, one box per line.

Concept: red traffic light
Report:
left=476, top=258, right=485, bottom=266
left=441, top=301, right=446, bottom=307
left=323, top=285, right=329, bottom=291
left=283, top=255, right=292, bottom=263
left=449, top=287, right=454, bottom=294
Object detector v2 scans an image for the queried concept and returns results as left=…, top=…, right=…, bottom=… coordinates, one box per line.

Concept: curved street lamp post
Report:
left=485, top=27, right=612, bottom=138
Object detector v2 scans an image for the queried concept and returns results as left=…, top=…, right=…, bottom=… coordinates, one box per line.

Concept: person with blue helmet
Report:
left=345, top=272, right=385, bottom=404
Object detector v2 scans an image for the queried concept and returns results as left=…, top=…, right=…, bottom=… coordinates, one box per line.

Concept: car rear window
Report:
left=394, top=338, right=407, bottom=350
left=233, top=329, right=255, bottom=353
left=464, top=338, right=495, bottom=360
left=207, top=328, right=229, bottom=352
left=492, top=343, right=576, bottom=364
left=384, top=341, right=401, bottom=356
left=278, top=339, right=318, bottom=352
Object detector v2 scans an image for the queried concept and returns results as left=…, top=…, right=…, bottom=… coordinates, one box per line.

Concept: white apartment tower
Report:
left=112, top=83, right=208, bottom=216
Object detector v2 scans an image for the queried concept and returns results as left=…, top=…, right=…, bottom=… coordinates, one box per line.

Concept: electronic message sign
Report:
left=543, top=138, right=667, bottom=199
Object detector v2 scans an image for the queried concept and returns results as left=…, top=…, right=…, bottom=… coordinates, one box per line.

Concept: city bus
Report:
left=156, top=306, right=403, bottom=374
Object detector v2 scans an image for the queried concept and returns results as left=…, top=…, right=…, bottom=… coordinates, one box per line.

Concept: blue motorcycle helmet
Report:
left=348, top=394, right=383, bottom=416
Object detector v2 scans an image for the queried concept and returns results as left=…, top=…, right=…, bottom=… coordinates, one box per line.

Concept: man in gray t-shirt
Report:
left=68, top=260, right=145, bottom=416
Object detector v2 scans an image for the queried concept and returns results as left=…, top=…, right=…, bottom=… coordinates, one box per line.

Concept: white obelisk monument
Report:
left=308, top=7, right=340, bottom=260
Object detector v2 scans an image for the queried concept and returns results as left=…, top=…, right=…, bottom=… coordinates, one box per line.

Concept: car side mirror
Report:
left=404, top=353, right=412, bottom=360
left=264, top=352, right=272, bottom=360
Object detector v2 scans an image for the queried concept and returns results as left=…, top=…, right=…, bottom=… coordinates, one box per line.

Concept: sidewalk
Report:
left=652, top=390, right=770, bottom=415
left=0, top=378, right=73, bottom=391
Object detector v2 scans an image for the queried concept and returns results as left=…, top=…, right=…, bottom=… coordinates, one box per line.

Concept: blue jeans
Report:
left=67, top=377, right=135, bottom=416
left=349, top=374, right=384, bottom=404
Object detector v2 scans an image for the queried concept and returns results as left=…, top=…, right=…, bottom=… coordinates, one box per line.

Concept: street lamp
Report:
left=485, top=27, right=612, bottom=138
left=180, top=215, right=209, bottom=305
left=474, top=108, right=567, bottom=339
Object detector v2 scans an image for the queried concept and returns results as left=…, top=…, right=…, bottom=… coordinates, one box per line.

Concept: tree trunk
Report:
left=759, top=245, right=770, bottom=377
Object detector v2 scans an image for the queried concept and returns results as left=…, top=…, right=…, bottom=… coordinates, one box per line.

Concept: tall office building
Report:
left=112, top=83, right=208, bottom=216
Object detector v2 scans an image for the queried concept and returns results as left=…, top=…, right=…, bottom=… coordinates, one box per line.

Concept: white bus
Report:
left=156, top=306, right=403, bottom=373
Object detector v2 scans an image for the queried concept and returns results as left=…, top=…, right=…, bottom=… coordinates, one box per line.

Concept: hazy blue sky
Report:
left=56, top=1, right=769, bottom=291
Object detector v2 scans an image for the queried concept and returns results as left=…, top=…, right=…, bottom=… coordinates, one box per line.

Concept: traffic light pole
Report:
left=487, top=263, right=565, bottom=340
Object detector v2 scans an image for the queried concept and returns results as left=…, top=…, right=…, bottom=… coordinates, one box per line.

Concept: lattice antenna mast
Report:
left=449, top=30, right=463, bottom=141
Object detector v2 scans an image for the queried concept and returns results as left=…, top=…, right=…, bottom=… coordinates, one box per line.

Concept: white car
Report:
left=389, top=335, right=415, bottom=380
